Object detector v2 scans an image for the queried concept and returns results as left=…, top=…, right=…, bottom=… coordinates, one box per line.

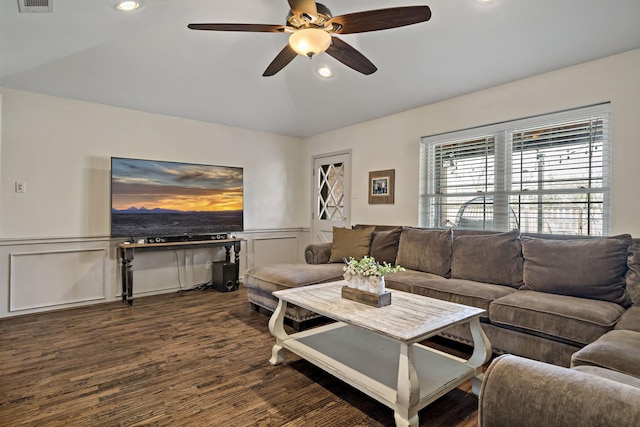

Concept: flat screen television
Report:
left=110, top=157, right=243, bottom=239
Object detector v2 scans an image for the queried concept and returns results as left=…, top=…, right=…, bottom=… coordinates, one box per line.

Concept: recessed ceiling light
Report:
left=317, top=66, right=333, bottom=78
left=115, top=1, right=141, bottom=11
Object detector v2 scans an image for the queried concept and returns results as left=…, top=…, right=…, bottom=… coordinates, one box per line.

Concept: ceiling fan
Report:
left=188, top=0, right=432, bottom=76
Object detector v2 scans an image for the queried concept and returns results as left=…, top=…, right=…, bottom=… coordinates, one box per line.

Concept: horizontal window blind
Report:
left=420, top=104, right=611, bottom=235
left=433, top=136, right=495, bottom=194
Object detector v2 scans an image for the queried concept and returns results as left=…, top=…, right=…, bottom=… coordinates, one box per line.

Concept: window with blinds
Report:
left=419, top=104, right=611, bottom=235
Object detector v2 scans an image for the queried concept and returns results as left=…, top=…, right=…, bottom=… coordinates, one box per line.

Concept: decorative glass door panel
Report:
left=312, top=153, right=351, bottom=243
left=318, top=162, right=344, bottom=221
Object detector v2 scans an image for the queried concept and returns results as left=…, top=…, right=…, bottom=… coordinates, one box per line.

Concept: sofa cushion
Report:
left=452, top=229, right=501, bottom=237
left=383, top=269, right=448, bottom=293
left=490, top=290, right=626, bottom=346
left=520, top=235, right=632, bottom=306
left=353, top=224, right=402, bottom=231
left=571, top=330, right=640, bottom=378
left=395, top=228, right=452, bottom=277
left=244, top=263, right=345, bottom=293
left=572, top=365, right=640, bottom=389
left=369, top=228, right=403, bottom=264
left=411, top=278, right=517, bottom=317
left=451, top=229, right=523, bottom=287
left=328, top=226, right=375, bottom=263
left=615, top=305, right=640, bottom=332
left=625, top=238, right=640, bottom=305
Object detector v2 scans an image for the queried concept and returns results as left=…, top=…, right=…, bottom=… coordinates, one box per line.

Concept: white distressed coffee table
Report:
left=268, top=281, right=491, bottom=427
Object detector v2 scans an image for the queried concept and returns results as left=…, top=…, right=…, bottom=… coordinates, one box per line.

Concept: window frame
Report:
left=419, top=103, right=611, bottom=236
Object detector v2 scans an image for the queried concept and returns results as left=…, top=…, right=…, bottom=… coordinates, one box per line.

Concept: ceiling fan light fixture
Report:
left=288, top=28, right=331, bottom=58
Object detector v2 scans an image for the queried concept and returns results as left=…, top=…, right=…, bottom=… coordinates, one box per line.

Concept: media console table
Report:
left=118, top=238, right=242, bottom=305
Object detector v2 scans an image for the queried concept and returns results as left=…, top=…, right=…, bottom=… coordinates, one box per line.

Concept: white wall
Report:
left=0, top=88, right=307, bottom=238
left=0, top=88, right=308, bottom=318
left=304, top=48, right=640, bottom=237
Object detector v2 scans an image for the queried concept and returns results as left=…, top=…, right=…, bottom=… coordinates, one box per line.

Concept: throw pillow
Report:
left=451, top=229, right=523, bottom=287
left=395, top=228, right=452, bottom=277
left=328, top=226, right=375, bottom=263
left=521, top=235, right=632, bottom=306
left=369, top=227, right=403, bottom=264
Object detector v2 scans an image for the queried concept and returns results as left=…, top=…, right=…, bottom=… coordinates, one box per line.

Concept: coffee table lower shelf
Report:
left=273, top=322, right=479, bottom=423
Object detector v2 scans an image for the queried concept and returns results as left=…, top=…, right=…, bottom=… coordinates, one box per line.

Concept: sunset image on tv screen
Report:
left=111, top=157, right=243, bottom=238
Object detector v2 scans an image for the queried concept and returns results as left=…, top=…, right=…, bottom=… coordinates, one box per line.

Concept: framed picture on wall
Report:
left=368, top=169, right=395, bottom=204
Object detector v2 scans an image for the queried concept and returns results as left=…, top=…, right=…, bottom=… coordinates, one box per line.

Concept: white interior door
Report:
left=312, top=152, right=351, bottom=243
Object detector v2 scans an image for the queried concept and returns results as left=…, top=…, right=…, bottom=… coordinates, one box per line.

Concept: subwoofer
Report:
left=212, top=261, right=237, bottom=292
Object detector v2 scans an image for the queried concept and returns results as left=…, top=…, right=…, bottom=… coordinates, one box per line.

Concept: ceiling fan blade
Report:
left=263, top=44, right=298, bottom=76
left=188, top=23, right=285, bottom=33
left=325, top=37, right=377, bottom=75
left=288, top=0, right=317, bottom=17
left=328, top=6, right=432, bottom=34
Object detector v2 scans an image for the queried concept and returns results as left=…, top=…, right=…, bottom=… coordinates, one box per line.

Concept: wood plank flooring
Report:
left=0, top=287, right=481, bottom=426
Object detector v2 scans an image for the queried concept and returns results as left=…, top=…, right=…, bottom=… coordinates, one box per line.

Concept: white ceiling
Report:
left=2, top=0, right=640, bottom=138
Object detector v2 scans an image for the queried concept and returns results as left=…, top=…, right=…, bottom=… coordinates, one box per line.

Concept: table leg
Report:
left=224, top=244, right=231, bottom=263
left=120, top=247, right=134, bottom=306
left=120, top=248, right=127, bottom=302
left=466, top=317, right=492, bottom=395
left=234, top=241, right=241, bottom=288
left=395, top=343, right=419, bottom=427
left=268, top=299, right=288, bottom=365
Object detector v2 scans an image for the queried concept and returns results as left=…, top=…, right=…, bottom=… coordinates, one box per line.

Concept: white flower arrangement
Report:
left=343, top=256, right=404, bottom=279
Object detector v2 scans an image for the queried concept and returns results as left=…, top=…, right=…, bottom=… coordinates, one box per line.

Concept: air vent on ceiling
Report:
left=17, top=0, right=54, bottom=13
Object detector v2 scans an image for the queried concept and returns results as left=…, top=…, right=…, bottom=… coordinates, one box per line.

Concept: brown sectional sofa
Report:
left=478, top=315, right=640, bottom=425
left=479, top=327, right=640, bottom=426
left=244, top=225, right=640, bottom=368
left=245, top=224, right=640, bottom=425
left=478, top=351, right=640, bottom=426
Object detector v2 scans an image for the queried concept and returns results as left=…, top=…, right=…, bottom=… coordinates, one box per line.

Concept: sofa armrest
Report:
left=304, top=242, right=333, bottom=264
left=479, top=354, right=640, bottom=427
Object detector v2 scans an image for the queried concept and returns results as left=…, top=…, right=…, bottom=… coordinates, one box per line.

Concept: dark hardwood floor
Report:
left=0, top=287, right=481, bottom=426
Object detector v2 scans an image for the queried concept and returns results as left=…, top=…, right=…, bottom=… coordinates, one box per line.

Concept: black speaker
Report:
left=212, top=262, right=237, bottom=292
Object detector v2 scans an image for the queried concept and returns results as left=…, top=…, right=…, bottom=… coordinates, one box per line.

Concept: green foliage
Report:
left=342, top=255, right=405, bottom=277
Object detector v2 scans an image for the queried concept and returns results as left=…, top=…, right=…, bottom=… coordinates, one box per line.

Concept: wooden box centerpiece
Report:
left=341, top=256, right=404, bottom=308
left=341, top=286, right=392, bottom=308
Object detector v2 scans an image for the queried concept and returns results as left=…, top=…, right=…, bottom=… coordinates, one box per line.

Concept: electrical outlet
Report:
left=15, top=181, right=26, bottom=193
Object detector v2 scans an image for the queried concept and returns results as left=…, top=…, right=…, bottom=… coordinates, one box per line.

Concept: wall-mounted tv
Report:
left=111, top=157, right=243, bottom=239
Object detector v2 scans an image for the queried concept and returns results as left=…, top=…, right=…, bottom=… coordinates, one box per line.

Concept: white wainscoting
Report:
left=10, top=247, right=107, bottom=312
left=0, top=229, right=310, bottom=318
